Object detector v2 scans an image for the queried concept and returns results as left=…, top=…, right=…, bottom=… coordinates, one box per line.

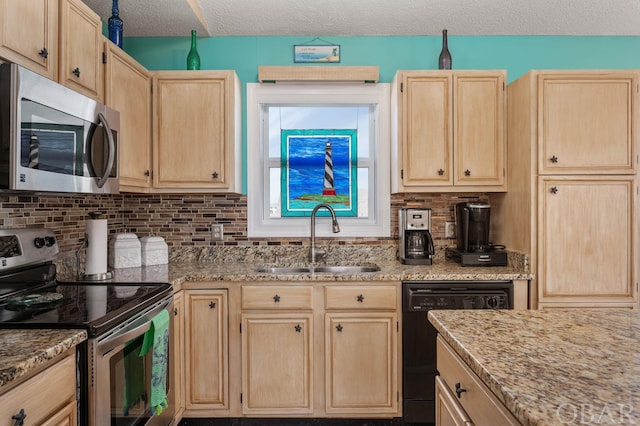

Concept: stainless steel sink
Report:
left=312, top=265, right=380, bottom=274
left=255, top=266, right=311, bottom=274
left=255, top=264, right=380, bottom=274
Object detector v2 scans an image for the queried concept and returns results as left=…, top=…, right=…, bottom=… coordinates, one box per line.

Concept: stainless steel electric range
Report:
left=0, top=228, right=175, bottom=426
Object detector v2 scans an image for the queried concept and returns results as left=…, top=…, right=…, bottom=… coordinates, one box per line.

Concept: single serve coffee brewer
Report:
left=450, top=201, right=507, bottom=266
left=399, top=208, right=435, bottom=265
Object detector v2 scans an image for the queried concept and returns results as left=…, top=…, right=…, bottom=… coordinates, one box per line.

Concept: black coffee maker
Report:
left=399, top=208, right=435, bottom=265
left=452, top=201, right=507, bottom=266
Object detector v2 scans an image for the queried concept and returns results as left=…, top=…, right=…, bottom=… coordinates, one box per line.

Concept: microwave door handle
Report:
left=97, top=319, right=151, bottom=357
left=95, top=112, right=115, bottom=189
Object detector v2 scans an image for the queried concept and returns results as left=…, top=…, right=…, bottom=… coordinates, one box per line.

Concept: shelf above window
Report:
left=258, top=66, right=379, bottom=83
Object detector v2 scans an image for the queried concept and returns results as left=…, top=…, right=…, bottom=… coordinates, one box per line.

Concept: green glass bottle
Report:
left=186, top=30, right=201, bottom=70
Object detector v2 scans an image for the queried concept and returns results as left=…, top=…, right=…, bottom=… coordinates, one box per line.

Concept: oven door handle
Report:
left=96, top=296, right=172, bottom=356
left=97, top=320, right=152, bottom=357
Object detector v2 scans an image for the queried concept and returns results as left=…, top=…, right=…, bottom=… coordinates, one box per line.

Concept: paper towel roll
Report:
left=86, top=218, right=108, bottom=275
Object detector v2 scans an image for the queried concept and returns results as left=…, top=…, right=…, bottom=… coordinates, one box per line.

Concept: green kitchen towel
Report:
left=123, top=335, right=145, bottom=416
left=140, top=308, right=170, bottom=415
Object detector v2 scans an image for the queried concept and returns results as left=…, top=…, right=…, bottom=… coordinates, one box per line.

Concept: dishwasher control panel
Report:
left=402, top=281, right=513, bottom=312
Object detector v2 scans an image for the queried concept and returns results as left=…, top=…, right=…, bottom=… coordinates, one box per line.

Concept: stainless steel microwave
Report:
left=0, top=62, right=120, bottom=194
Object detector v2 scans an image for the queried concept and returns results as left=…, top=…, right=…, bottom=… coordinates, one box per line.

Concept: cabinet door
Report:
left=0, top=0, right=58, bottom=80
left=58, top=0, right=103, bottom=100
left=325, top=313, right=398, bottom=415
left=153, top=71, right=234, bottom=190
left=538, top=72, right=638, bottom=174
left=400, top=72, right=453, bottom=187
left=184, top=290, right=229, bottom=411
left=241, top=313, right=313, bottom=415
left=104, top=42, right=152, bottom=191
left=172, top=291, right=185, bottom=419
left=40, top=400, right=77, bottom=426
left=454, top=72, right=506, bottom=187
left=435, top=376, right=472, bottom=426
left=0, top=352, right=76, bottom=426
left=538, top=177, right=636, bottom=306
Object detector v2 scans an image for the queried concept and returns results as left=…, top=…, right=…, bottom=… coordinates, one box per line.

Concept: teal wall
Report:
left=124, top=35, right=640, bottom=83
left=122, top=35, right=640, bottom=193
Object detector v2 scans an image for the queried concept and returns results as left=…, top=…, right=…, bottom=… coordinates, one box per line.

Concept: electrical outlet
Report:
left=211, top=224, right=224, bottom=241
left=445, top=221, right=456, bottom=239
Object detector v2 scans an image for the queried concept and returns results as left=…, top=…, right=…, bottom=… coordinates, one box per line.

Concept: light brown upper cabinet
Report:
left=104, top=40, right=152, bottom=192
left=392, top=70, right=506, bottom=192
left=0, top=0, right=59, bottom=81
left=152, top=71, right=242, bottom=193
left=537, top=71, right=637, bottom=175
left=58, top=0, right=103, bottom=101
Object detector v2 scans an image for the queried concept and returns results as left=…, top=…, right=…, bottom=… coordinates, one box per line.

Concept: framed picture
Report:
left=280, top=129, right=357, bottom=217
left=293, top=45, right=340, bottom=63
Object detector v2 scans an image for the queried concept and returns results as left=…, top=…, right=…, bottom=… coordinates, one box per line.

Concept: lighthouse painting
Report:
left=281, top=129, right=357, bottom=217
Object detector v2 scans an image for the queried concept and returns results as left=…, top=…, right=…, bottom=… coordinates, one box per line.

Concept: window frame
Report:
left=247, top=82, right=391, bottom=238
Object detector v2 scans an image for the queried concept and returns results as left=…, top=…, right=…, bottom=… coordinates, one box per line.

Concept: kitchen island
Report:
left=428, top=309, right=640, bottom=425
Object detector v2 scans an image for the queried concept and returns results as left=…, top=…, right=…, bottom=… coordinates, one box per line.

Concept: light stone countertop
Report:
left=58, top=245, right=532, bottom=285
left=105, top=257, right=532, bottom=287
left=0, top=329, right=87, bottom=389
left=428, top=309, right=640, bottom=426
left=3, top=249, right=530, bottom=393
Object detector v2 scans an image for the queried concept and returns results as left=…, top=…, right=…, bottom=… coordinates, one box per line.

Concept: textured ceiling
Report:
left=83, top=0, right=640, bottom=37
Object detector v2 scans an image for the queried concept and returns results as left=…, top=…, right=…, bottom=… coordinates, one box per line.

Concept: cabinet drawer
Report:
left=435, top=376, right=473, bottom=426
left=0, top=351, right=76, bottom=425
left=242, top=285, right=313, bottom=310
left=436, top=336, right=519, bottom=426
left=324, top=285, right=397, bottom=310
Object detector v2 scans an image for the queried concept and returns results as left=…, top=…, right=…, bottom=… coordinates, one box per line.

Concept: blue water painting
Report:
left=281, top=130, right=357, bottom=217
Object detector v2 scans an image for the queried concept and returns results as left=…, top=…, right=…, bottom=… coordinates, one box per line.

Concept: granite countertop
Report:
left=0, top=329, right=87, bottom=389
left=105, top=257, right=532, bottom=286
left=58, top=245, right=532, bottom=285
left=428, top=309, right=640, bottom=426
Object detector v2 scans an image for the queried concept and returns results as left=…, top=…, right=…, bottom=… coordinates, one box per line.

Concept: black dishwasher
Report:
left=402, top=281, right=513, bottom=425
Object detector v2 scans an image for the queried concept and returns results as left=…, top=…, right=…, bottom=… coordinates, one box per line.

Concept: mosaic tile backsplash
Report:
left=1, top=191, right=488, bottom=260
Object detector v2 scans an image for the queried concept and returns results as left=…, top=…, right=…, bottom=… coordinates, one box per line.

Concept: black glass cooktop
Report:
left=0, top=264, right=171, bottom=336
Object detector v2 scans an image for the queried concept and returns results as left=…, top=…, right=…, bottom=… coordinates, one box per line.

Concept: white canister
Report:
left=140, top=236, right=168, bottom=266
left=109, top=233, right=142, bottom=269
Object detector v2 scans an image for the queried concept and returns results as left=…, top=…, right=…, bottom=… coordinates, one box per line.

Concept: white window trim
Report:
left=247, top=82, right=391, bottom=238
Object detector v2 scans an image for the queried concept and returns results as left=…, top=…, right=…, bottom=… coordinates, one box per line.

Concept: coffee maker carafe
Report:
left=399, top=208, right=435, bottom=265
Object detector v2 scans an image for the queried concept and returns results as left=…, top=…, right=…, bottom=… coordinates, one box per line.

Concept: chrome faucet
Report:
left=309, top=203, right=340, bottom=263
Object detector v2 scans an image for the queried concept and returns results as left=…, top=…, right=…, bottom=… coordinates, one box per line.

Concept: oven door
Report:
left=90, top=295, right=174, bottom=426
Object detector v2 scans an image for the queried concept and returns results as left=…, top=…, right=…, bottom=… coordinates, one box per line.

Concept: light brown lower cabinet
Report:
left=240, top=285, right=314, bottom=415
left=435, top=376, right=472, bottom=426
left=325, top=312, right=398, bottom=415
left=41, top=400, right=77, bottom=426
left=324, top=284, right=399, bottom=415
left=172, top=290, right=185, bottom=420
left=242, top=313, right=314, bottom=414
left=436, top=336, right=519, bottom=426
left=183, top=289, right=229, bottom=416
left=176, top=282, right=402, bottom=421
left=0, top=349, right=77, bottom=426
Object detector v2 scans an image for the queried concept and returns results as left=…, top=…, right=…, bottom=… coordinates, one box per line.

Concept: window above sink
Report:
left=246, top=82, right=391, bottom=238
